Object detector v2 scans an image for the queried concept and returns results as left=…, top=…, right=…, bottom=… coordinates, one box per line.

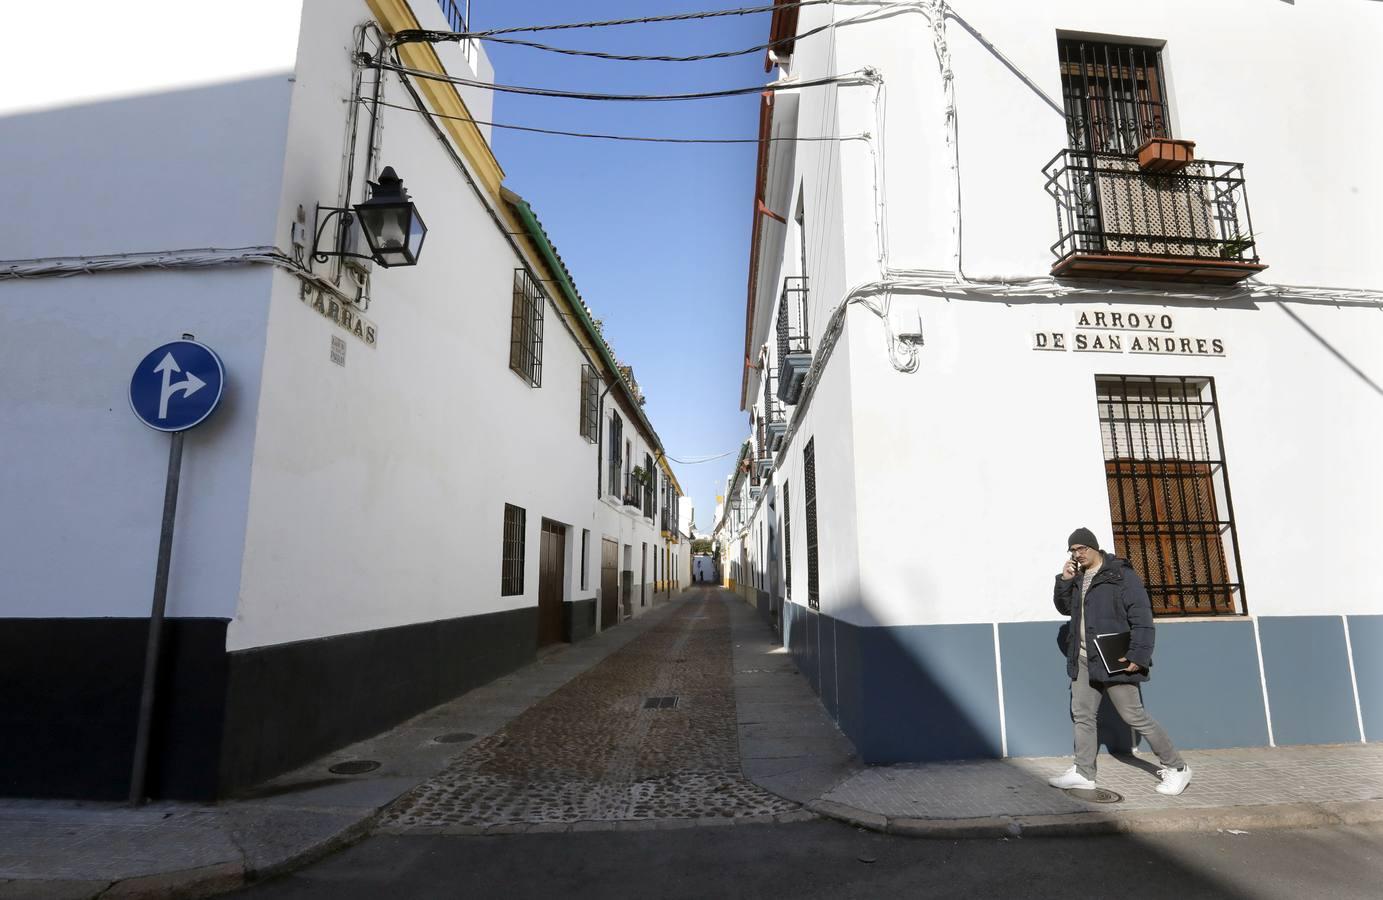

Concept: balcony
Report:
left=623, top=474, right=644, bottom=510
left=1043, top=149, right=1266, bottom=285
left=764, top=368, right=787, bottom=452
left=775, top=277, right=811, bottom=405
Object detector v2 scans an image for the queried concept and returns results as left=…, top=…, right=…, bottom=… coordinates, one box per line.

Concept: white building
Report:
left=0, top=0, right=685, bottom=800
left=727, top=0, right=1383, bottom=763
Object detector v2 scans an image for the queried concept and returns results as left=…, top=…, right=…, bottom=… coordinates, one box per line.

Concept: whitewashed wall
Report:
left=738, top=0, right=1383, bottom=628
left=0, top=2, right=303, bottom=620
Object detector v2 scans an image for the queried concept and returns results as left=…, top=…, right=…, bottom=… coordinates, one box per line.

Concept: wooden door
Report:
left=537, top=520, right=566, bottom=647
left=600, top=538, right=619, bottom=629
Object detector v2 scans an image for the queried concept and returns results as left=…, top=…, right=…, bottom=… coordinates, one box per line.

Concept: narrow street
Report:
left=377, top=590, right=796, bottom=829
left=234, top=588, right=1383, bottom=899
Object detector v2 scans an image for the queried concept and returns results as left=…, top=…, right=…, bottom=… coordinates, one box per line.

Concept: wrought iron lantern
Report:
left=311, top=165, right=427, bottom=269
left=352, top=167, right=426, bottom=267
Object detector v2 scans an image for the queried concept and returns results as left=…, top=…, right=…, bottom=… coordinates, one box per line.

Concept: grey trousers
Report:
left=1071, top=654, right=1184, bottom=780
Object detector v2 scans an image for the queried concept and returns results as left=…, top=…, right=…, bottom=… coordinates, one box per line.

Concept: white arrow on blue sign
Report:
left=129, top=339, right=225, bottom=432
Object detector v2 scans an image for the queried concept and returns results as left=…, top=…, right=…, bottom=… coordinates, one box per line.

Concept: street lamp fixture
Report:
left=311, top=166, right=428, bottom=268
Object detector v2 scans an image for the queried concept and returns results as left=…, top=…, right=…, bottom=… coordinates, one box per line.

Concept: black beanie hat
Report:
left=1067, top=527, right=1100, bottom=551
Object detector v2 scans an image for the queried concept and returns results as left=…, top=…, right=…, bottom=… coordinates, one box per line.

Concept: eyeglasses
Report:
left=1069, top=545, right=1091, bottom=554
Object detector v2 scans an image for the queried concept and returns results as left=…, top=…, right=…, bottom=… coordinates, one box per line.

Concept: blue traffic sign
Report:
left=129, top=340, right=225, bottom=432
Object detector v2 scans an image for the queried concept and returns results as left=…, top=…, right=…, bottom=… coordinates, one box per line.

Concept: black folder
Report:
left=1093, top=631, right=1133, bottom=675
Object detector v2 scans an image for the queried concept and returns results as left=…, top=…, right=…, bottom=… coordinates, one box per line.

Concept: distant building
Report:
left=723, top=0, right=1383, bottom=763
left=1, top=0, right=685, bottom=800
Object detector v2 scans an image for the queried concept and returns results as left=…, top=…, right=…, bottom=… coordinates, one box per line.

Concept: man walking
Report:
left=1048, top=527, right=1193, bottom=796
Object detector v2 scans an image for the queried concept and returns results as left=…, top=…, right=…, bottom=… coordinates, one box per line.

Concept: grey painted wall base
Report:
left=565, top=597, right=597, bottom=643
left=782, top=605, right=1368, bottom=765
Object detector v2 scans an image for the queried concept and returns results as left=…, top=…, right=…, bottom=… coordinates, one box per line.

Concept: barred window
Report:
left=1058, top=38, right=1170, bottom=155
left=607, top=413, right=623, bottom=497
left=579, top=365, right=598, bottom=442
left=501, top=503, right=526, bottom=596
left=1095, top=376, right=1244, bottom=616
left=782, top=480, right=792, bottom=601
left=804, top=438, right=819, bottom=610
left=510, top=269, right=544, bottom=387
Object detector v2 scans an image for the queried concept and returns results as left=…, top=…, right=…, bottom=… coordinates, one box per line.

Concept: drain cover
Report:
left=433, top=732, right=477, bottom=744
left=643, top=696, right=679, bottom=709
left=1067, top=787, right=1123, bottom=804
left=328, top=760, right=381, bottom=775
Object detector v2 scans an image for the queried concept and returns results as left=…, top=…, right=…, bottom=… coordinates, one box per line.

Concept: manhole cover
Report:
left=643, top=696, right=679, bottom=709
left=1066, top=787, right=1123, bottom=804
left=328, top=760, right=381, bottom=775
left=433, top=732, right=477, bottom=744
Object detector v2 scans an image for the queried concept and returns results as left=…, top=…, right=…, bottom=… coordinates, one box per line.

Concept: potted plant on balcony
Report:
left=631, top=465, right=649, bottom=485
left=1135, top=137, right=1196, bottom=174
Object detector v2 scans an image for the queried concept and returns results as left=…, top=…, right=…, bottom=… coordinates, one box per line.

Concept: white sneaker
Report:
left=1048, top=766, right=1097, bottom=790
left=1155, top=765, right=1193, bottom=796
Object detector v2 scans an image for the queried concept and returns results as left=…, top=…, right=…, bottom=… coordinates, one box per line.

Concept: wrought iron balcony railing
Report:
left=776, top=277, right=811, bottom=405
left=623, top=474, right=643, bottom=509
left=1043, top=149, right=1266, bottom=285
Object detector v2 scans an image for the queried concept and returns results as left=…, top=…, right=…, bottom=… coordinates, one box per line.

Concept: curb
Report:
left=65, top=809, right=385, bottom=900
left=802, top=797, right=1383, bottom=840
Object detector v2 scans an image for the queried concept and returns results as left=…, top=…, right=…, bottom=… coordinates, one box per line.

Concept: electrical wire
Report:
left=394, top=8, right=865, bottom=64
left=374, top=60, right=874, bottom=102
left=665, top=448, right=743, bottom=464
left=398, top=2, right=831, bottom=40
left=356, top=96, right=860, bottom=144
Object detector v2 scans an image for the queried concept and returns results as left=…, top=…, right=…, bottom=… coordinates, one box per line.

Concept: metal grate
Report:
left=501, top=503, right=527, bottom=596
left=1044, top=151, right=1259, bottom=265
left=776, top=276, right=811, bottom=359
left=580, top=364, right=599, bottom=442
left=1095, top=376, right=1245, bottom=616
left=803, top=438, right=819, bottom=610
left=510, top=268, right=544, bottom=387
left=643, top=696, right=679, bottom=709
left=607, top=413, right=623, bottom=498
left=1058, top=38, right=1169, bottom=156
left=783, top=479, right=792, bottom=601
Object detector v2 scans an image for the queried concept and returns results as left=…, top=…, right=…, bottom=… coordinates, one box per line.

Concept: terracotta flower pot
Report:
left=1136, top=137, right=1196, bottom=174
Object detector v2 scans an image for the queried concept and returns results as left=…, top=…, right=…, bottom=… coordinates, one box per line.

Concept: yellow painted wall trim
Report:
left=366, top=0, right=505, bottom=197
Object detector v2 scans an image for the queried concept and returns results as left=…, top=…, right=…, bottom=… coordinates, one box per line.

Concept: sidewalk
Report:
left=725, top=592, right=1383, bottom=839
left=0, top=600, right=683, bottom=899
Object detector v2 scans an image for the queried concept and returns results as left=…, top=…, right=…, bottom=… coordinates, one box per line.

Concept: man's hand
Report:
left=1060, top=558, right=1078, bottom=581
left=1117, top=657, right=1141, bottom=673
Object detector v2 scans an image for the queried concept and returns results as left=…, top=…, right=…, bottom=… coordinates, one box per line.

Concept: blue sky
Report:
left=471, top=0, right=772, bottom=533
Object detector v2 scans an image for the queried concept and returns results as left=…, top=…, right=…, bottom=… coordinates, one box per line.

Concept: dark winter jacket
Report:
left=1053, top=553, right=1155, bottom=684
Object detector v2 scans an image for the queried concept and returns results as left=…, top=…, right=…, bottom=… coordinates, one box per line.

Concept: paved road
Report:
left=238, top=819, right=1383, bottom=899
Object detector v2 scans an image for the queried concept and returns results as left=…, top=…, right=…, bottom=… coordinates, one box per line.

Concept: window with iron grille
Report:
left=607, top=413, right=623, bottom=497
left=579, top=365, right=598, bottom=442
left=782, top=480, right=792, bottom=600
left=510, top=268, right=544, bottom=387
left=643, top=453, right=655, bottom=518
left=1095, top=376, right=1244, bottom=616
left=1058, top=38, right=1169, bottom=155
left=501, top=503, right=526, bottom=596
left=803, top=438, right=819, bottom=610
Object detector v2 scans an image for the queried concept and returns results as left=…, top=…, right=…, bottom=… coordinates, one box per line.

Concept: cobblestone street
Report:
left=379, top=591, right=798, bottom=830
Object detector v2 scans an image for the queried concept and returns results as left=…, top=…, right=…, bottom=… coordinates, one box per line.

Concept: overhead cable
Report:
left=373, top=61, right=875, bottom=102
left=394, top=2, right=831, bottom=42
left=665, top=448, right=742, bottom=464
left=394, top=11, right=858, bottom=63
left=358, top=97, right=861, bottom=144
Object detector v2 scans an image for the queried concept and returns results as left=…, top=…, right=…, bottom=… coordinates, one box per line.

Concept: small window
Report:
left=1095, top=375, right=1244, bottom=616
left=501, top=503, right=526, bottom=596
left=804, top=438, right=820, bottom=610
left=782, top=479, right=792, bottom=600
left=580, top=365, right=598, bottom=442
left=580, top=528, right=590, bottom=590
left=510, top=269, right=544, bottom=387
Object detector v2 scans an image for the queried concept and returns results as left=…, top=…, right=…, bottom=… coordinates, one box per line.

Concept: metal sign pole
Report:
left=128, top=427, right=185, bottom=806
